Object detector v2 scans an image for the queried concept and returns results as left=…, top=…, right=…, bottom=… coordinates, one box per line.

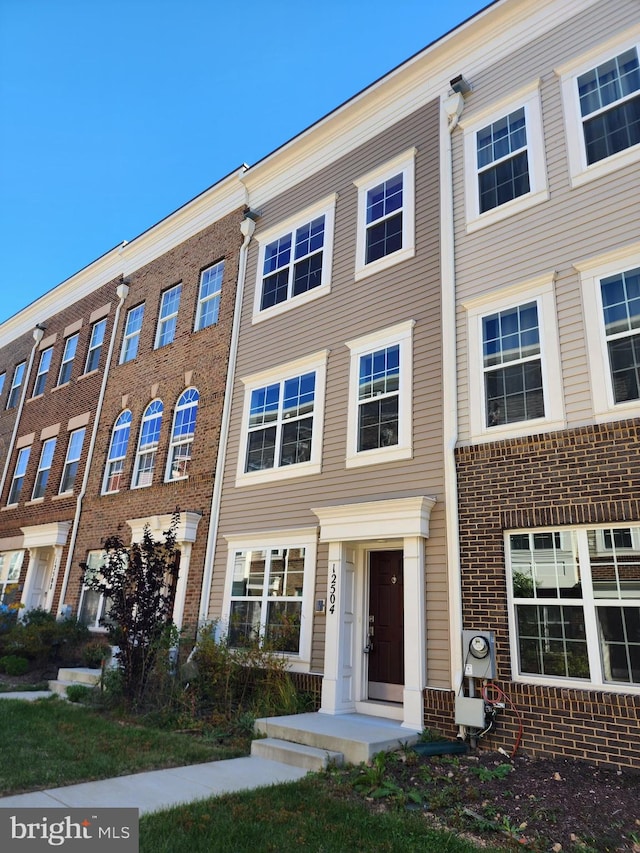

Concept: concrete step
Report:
left=251, top=737, right=343, bottom=771
left=55, top=667, right=101, bottom=686
left=255, top=712, right=419, bottom=765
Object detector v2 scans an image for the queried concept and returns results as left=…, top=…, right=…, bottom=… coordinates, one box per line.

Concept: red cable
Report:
left=481, top=681, right=524, bottom=758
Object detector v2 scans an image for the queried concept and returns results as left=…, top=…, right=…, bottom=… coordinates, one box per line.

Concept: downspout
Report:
left=198, top=208, right=256, bottom=625
left=0, top=324, right=45, bottom=499
left=441, top=90, right=466, bottom=697
left=57, top=280, right=129, bottom=615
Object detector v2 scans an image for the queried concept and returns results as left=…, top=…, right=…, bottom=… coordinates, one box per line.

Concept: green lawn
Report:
left=139, top=777, right=501, bottom=853
left=0, top=697, right=246, bottom=795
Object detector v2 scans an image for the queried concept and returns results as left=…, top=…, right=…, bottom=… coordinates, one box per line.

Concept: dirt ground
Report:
left=329, top=746, right=640, bottom=852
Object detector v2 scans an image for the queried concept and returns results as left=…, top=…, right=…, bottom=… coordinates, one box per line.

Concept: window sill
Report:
left=469, top=416, right=566, bottom=445
left=354, top=246, right=415, bottom=282
left=569, top=143, right=640, bottom=189
left=345, top=445, right=412, bottom=469
left=1, top=504, right=18, bottom=512
left=27, top=394, right=44, bottom=402
left=78, top=369, right=99, bottom=381
left=236, top=461, right=321, bottom=488
left=252, top=283, right=330, bottom=325
left=466, top=188, right=549, bottom=233
left=513, top=674, right=640, bottom=695
left=53, top=492, right=73, bottom=500
left=25, top=498, right=45, bottom=506
left=52, top=382, right=71, bottom=392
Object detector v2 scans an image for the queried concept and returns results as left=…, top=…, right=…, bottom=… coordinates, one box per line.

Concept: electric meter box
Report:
left=462, top=629, right=496, bottom=679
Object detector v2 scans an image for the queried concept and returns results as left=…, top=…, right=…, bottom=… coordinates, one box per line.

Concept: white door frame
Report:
left=20, top=522, right=71, bottom=617
left=312, top=496, right=435, bottom=730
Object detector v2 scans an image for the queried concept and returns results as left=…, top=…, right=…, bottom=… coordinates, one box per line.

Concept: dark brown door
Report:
left=368, top=550, right=404, bottom=702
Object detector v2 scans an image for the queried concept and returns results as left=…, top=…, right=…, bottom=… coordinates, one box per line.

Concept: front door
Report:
left=367, top=550, right=404, bottom=702
left=27, top=550, right=53, bottom=611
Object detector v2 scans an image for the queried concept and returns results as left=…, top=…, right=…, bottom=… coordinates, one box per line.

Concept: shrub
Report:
left=82, top=640, right=110, bottom=669
left=0, top=611, right=90, bottom=667
left=65, top=684, right=94, bottom=704
left=0, top=654, right=30, bottom=676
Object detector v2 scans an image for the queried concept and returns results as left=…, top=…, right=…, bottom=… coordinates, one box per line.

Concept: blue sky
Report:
left=0, top=0, right=488, bottom=325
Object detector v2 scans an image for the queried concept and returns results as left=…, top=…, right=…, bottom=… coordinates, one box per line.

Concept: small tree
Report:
left=82, top=513, right=180, bottom=708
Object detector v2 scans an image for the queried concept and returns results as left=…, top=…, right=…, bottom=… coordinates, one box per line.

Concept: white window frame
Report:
left=33, top=347, right=53, bottom=397
left=345, top=320, right=414, bottom=468
left=7, top=446, right=31, bottom=505
left=221, top=528, right=318, bottom=671
left=31, top=437, right=56, bottom=500
left=59, top=427, right=85, bottom=494
left=102, top=410, right=132, bottom=494
left=57, top=334, right=78, bottom=386
left=84, top=319, right=106, bottom=374
left=579, top=244, right=640, bottom=421
left=354, top=150, right=416, bottom=281
left=6, top=362, right=25, bottom=409
left=252, top=196, right=336, bottom=324
left=236, top=351, right=328, bottom=487
left=165, top=388, right=199, bottom=481
left=78, top=551, right=113, bottom=632
left=195, top=262, right=224, bottom=331
left=132, top=399, right=163, bottom=489
left=120, top=303, right=145, bottom=364
left=0, top=372, right=5, bottom=401
left=462, top=81, right=548, bottom=231
left=557, top=28, right=640, bottom=188
left=506, top=524, right=640, bottom=693
left=154, top=284, right=182, bottom=349
left=465, top=274, right=564, bottom=443
left=0, top=551, right=24, bottom=603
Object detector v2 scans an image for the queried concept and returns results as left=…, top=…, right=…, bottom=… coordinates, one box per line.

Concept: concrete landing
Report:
left=254, top=711, right=420, bottom=765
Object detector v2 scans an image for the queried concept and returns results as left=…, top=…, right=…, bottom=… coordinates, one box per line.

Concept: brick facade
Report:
left=454, top=419, right=640, bottom=768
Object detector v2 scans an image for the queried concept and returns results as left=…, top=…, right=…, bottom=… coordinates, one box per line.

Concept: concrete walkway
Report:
left=0, top=691, right=309, bottom=815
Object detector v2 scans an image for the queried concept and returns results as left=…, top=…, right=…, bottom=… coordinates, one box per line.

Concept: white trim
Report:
left=312, top=496, right=436, bottom=542
left=354, top=149, right=416, bottom=281
left=557, top=27, right=640, bottom=188
left=220, top=528, right=318, bottom=669
left=251, top=195, right=336, bottom=324
left=465, top=273, right=565, bottom=443
left=345, top=320, right=414, bottom=468
left=462, top=80, right=548, bottom=231
left=154, top=283, right=182, bottom=349
left=579, top=245, right=640, bottom=420
left=235, top=350, right=328, bottom=487
left=164, top=387, right=200, bottom=482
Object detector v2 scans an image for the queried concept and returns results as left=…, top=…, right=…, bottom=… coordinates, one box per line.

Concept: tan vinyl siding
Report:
left=455, top=0, right=640, bottom=442
left=210, top=98, right=451, bottom=687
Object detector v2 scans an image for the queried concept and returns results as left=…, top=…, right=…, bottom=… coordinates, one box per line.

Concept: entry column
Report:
left=320, top=541, right=357, bottom=715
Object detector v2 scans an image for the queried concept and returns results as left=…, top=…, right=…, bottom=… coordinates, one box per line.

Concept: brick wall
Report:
left=453, top=419, right=640, bottom=768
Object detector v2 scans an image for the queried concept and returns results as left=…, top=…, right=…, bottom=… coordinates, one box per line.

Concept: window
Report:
left=463, top=83, right=547, bottom=228
left=578, top=47, right=640, bottom=166
left=59, top=428, right=85, bottom=493
left=6, top=362, right=25, bottom=409
left=580, top=249, right=640, bottom=419
left=33, top=347, right=53, bottom=396
left=237, top=351, right=327, bottom=485
left=560, top=40, right=640, bottom=186
left=58, top=334, right=78, bottom=385
left=346, top=321, right=414, bottom=467
left=195, top=262, right=224, bottom=330
left=253, top=197, right=336, bottom=321
left=354, top=151, right=415, bottom=280
left=600, top=266, right=640, bottom=405
left=0, top=552, right=23, bottom=604
left=224, top=531, right=317, bottom=665
left=155, top=284, right=181, bottom=348
left=7, top=446, right=30, bottom=505
left=85, top=319, right=106, bottom=373
left=465, top=275, right=564, bottom=442
left=507, top=525, right=640, bottom=689
left=78, top=551, right=114, bottom=631
left=102, top=410, right=132, bottom=494
left=32, top=438, right=56, bottom=500
left=166, top=389, right=199, bottom=481
left=132, top=400, right=163, bottom=488
left=120, top=304, right=145, bottom=363
left=0, top=373, right=5, bottom=400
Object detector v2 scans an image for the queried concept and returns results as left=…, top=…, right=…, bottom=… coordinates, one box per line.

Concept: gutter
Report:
left=441, top=89, right=467, bottom=694
left=56, top=281, right=129, bottom=615
left=198, top=212, right=256, bottom=624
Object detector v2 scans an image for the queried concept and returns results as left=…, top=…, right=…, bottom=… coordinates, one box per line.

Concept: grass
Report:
left=139, top=777, right=501, bottom=853
left=0, top=696, right=247, bottom=795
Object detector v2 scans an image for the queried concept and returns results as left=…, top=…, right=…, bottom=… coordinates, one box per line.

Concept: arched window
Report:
left=102, top=410, right=132, bottom=494
left=133, top=400, right=163, bottom=488
left=166, top=388, right=199, bottom=480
